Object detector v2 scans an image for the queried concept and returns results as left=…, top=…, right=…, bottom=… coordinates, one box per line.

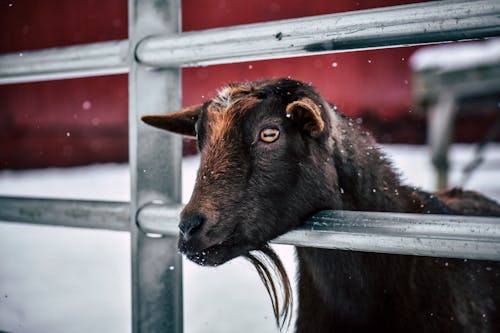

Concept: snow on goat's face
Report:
left=142, top=79, right=337, bottom=266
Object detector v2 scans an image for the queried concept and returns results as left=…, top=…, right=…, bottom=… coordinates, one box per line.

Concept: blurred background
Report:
left=1, top=0, right=499, bottom=332
left=2, top=0, right=499, bottom=169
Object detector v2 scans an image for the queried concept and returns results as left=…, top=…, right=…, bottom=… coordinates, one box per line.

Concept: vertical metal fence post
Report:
left=129, top=0, right=183, bottom=332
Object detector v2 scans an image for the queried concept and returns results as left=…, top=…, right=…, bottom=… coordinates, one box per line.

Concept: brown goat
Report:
left=142, top=78, right=500, bottom=332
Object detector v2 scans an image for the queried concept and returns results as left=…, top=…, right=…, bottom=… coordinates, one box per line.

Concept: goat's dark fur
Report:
left=142, top=78, right=500, bottom=332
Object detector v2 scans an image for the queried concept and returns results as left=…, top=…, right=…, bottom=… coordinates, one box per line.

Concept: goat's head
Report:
left=143, top=79, right=341, bottom=327
left=142, top=78, right=340, bottom=266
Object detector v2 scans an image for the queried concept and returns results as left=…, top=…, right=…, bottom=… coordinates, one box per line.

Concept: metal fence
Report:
left=1, top=0, right=500, bottom=332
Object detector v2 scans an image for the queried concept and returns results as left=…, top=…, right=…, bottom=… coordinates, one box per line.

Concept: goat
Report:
left=142, top=78, right=500, bottom=332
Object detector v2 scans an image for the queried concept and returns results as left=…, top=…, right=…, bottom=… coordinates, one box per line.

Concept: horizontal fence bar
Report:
left=0, top=40, right=129, bottom=85
left=136, top=202, right=184, bottom=236
left=2, top=1, right=500, bottom=84
left=275, top=211, right=500, bottom=261
left=1, top=197, right=499, bottom=261
left=137, top=204, right=500, bottom=261
left=136, top=0, right=500, bottom=67
left=0, top=196, right=129, bottom=231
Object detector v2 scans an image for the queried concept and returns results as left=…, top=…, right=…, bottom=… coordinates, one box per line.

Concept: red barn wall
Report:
left=4, top=0, right=489, bottom=170
left=181, top=0, right=424, bottom=120
left=0, top=0, right=128, bottom=169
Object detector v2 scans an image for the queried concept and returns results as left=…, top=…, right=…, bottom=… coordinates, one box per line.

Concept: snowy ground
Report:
left=0, top=144, right=499, bottom=333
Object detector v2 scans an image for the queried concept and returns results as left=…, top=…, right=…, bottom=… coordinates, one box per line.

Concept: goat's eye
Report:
left=259, top=128, right=280, bottom=143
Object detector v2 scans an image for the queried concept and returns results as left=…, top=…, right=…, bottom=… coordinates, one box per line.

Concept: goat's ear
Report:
left=286, top=97, right=325, bottom=137
left=141, top=104, right=202, bottom=137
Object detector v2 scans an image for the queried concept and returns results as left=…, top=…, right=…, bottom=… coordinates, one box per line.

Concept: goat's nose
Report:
left=179, top=215, right=205, bottom=241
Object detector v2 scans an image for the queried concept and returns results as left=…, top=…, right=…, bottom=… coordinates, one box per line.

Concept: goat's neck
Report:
left=329, top=112, right=430, bottom=214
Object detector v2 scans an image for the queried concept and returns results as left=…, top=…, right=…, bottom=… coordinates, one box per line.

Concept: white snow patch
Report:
left=0, top=144, right=499, bottom=332
left=410, top=38, right=500, bottom=72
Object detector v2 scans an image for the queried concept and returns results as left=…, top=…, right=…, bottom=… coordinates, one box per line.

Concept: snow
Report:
left=410, top=38, right=500, bottom=72
left=1, top=144, right=499, bottom=333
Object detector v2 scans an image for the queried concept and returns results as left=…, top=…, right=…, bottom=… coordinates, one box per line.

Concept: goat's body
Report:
left=297, top=247, right=500, bottom=332
left=296, top=108, right=500, bottom=332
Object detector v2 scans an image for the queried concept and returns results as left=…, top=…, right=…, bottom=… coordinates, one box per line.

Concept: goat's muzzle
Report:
left=177, top=211, right=247, bottom=266
left=179, top=214, right=205, bottom=242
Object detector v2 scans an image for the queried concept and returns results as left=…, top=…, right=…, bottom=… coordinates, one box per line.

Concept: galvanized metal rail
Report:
left=137, top=0, right=500, bottom=67
left=1, top=0, right=500, bottom=84
left=136, top=203, right=500, bottom=262
left=0, top=196, right=129, bottom=231
left=2, top=0, right=500, bottom=332
left=0, top=40, right=129, bottom=85
left=2, top=196, right=499, bottom=261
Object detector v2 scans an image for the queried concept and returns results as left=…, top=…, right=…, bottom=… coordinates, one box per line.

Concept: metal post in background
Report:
left=427, top=92, right=458, bottom=190
left=129, top=0, right=183, bottom=332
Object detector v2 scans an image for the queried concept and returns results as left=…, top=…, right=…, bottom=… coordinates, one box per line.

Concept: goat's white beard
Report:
left=245, top=245, right=293, bottom=331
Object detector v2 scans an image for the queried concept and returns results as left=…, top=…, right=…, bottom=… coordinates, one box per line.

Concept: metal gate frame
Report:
left=1, top=1, right=500, bottom=332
